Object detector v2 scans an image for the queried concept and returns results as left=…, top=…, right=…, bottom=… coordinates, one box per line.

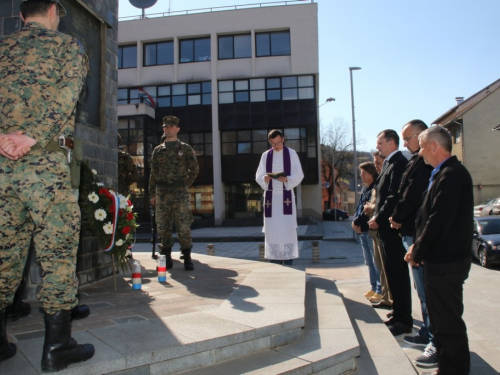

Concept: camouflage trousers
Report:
left=156, top=186, right=193, bottom=250
left=0, top=149, right=79, bottom=314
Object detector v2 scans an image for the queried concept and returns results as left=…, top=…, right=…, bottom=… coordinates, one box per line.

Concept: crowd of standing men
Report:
left=353, top=120, right=473, bottom=375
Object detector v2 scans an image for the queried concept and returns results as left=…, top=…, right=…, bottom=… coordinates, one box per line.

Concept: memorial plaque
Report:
left=59, top=0, right=103, bottom=128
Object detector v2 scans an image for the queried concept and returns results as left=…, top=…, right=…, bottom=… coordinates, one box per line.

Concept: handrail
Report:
left=119, top=0, right=313, bottom=21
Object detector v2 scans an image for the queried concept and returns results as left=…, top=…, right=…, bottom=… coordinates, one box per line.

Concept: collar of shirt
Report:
left=384, top=149, right=399, bottom=162
left=428, top=156, right=451, bottom=189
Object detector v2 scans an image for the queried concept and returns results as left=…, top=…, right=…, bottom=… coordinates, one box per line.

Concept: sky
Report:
left=118, top=0, right=500, bottom=152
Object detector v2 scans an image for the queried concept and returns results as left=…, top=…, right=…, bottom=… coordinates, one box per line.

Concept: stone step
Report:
left=177, top=276, right=360, bottom=375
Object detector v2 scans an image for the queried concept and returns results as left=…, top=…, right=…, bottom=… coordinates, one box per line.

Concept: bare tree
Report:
left=320, top=118, right=354, bottom=209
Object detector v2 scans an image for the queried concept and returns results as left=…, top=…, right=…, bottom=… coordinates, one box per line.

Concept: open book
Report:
left=267, top=171, right=286, bottom=179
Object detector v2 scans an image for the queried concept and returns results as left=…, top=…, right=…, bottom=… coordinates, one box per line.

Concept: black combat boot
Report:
left=41, top=310, right=95, bottom=372
left=70, top=304, right=90, bottom=321
left=5, top=300, right=31, bottom=321
left=159, top=244, right=174, bottom=269
left=0, top=309, right=17, bottom=363
left=182, top=249, right=194, bottom=271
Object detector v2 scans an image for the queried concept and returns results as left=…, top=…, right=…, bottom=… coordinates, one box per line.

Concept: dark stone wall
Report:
left=0, top=0, right=119, bottom=290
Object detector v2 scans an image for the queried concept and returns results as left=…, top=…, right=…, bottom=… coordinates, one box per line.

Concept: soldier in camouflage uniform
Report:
left=0, top=0, right=94, bottom=370
left=117, top=133, right=138, bottom=196
left=150, top=116, right=199, bottom=271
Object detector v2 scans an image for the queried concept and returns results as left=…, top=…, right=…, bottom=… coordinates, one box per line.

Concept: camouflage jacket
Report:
left=0, top=22, right=88, bottom=146
left=149, top=139, right=199, bottom=195
left=118, top=150, right=138, bottom=195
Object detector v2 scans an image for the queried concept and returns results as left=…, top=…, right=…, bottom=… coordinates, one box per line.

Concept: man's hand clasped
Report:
left=0, top=131, right=37, bottom=160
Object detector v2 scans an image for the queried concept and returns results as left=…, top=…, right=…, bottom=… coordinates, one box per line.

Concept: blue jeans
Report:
left=403, top=236, right=433, bottom=343
left=357, top=232, right=382, bottom=294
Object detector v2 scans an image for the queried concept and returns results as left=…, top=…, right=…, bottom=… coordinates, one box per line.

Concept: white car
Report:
left=475, top=198, right=500, bottom=217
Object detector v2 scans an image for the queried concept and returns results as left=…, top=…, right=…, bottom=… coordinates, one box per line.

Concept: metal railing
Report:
left=119, top=0, right=314, bottom=21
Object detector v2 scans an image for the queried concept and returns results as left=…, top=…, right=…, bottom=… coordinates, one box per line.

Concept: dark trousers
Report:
left=378, top=227, right=412, bottom=326
left=425, top=257, right=471, bottom=375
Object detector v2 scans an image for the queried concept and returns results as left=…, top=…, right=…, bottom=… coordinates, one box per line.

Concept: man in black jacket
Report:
left=368, top=129, right=412, bottom=336
left=389, top=120, right=436, bottom=366
left=406, top=126, right=473, bottom=375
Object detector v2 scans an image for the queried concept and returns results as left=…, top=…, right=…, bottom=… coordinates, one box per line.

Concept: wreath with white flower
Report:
left=79, top=162, right=139, bottom=271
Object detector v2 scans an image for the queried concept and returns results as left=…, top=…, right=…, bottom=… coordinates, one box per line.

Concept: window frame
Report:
left=218, top=34, right=252, bottom=60
left=143, top=41, right=174, bottom=67
left=179, top=37, right=211, bottom=63
left=255, top=30, right=291, bottom=57
left=118, top=44, right=137, bottom=69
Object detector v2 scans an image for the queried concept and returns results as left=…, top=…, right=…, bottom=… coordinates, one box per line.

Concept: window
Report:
left=218, top=75, right=314, bottom=104
left=179, top=132, right=212, bottom=156
left=256, top=31, right=290, bottom=57
left=118, top=82, right=211, bottom=108
left=455, top=129, right=461, bottom=143
left=118, top=45, right=137, bottom=69
left=180, top=37, right=211, bottom=63
left=144, top=41, right=173, bottom=66
left=218, top=34, right=251, bottom=59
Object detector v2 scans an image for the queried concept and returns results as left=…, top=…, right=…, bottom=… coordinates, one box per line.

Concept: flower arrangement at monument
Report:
left=79, top=163, right=138, bottom=271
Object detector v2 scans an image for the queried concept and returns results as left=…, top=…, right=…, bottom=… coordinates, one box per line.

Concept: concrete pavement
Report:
left=1, top=221, right=499, bottom=374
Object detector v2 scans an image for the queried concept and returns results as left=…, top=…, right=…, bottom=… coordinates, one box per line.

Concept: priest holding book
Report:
left=256, top=129, right=304, bottom=265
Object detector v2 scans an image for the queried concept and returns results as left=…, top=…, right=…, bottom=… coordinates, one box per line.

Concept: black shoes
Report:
left=388, top=321, right=413, bottom=336
left=182, top=249, right=194, bottom=271
left=0, top=309, right=17, bottom=363
left=41, top=310, right=95, bottom=372
left=372, top=302, right=392, bottom=310
left=70, top=304, right=90, bottom=321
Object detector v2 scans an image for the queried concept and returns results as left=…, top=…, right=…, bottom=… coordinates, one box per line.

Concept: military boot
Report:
left=5, top=300, right=31, bottom=321
left=182, top=249, right=194, bottom=271
left=41, top=310, right=95, bottom=372
left=159, top=244, right=173, bottom=269
left=0, top=309, right=17, bottom=363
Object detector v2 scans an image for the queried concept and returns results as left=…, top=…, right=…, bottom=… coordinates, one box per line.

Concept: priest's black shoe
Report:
left=371, top=301, right=392, bottom=310
left=388, top=322, right=413, bottom=336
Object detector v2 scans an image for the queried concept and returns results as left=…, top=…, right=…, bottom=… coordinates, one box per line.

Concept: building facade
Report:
left=118, top=1, right=322, bottom=225
left=433, top=79, right=500, bottom=205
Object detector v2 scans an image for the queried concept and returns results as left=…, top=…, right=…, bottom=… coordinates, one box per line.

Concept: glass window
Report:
left=253, top=141, right=268, bottom=154
left=188, top=95, right=201, bottom=105
left=119, top=45, right=137, bottom=69
left=267, top=78, right=280, bottom=89
left=144, top=41, right=173, bottom=66
left=250, top=79, right=265, bottom=90
left=202, top=82, right=212, bottom=93
left=256, top=31, right=290, bottom=57
left=250, top=90, right=265, bottom=102
left=222, top=131, right=236, bottom=142
left=282, top=88, right=298, bottom=100
left=191, top=133, right=204, bottom=143
left=203, top=93, right=212, bottom=105
left=218, top=36, right=233, bottom=59
left=118, top=88, right=128, bottom=104
left=219, top=81, right=233, bottom=92
left=172, top=96, right=187, bottom=107
left=285, top=128, right=301, bottom=139
left=282, top=76, right=297, bottom=88
left=298, top=75, right=314, bottom=87
left=234, top=34, right=251, bottom=58
left=195, top=38, right=211, bottom=61
left=238, top=131, right=251, bottom=141
left=235, top=92, right=249, bottom=102
left=252, top=129, right=268, bottom=141
left=157, top=97, right=171, bottom=107
left=219, top=92, right=234, bottom=104
left=235, top=80, right=248, bottom=91
left=188, top=83, right=201, bottom=94
left=238, top=143, right=251, bottom=154
left=180, top=39, right=194, bottom=63
left=222, top=143, right=237, bottom=155
left=267, top=90, right=280, bottom=100
left=172, top=84, right=186, bottom=95
left=158, top=86, right=171, bottom=96
left=298, top=87, right=315, bottom=99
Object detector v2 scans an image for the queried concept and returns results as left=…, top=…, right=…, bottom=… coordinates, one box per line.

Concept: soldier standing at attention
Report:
left=0, top=0, right=95, bottom=371
left=117, top=133, right=138, bottom=196
left=149, top=116, right=199, bottom=271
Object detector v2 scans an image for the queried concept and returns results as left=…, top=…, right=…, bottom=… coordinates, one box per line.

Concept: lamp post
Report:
left=349, top=67, right=361, bottom=213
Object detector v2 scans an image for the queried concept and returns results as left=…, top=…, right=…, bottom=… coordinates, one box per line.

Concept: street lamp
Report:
left=349, top=67, right=361, bottom=213
left=317, top=97, right=335, bottom=108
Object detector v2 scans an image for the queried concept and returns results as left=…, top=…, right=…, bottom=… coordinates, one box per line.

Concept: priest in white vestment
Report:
left=255, top=129, right=304, bottom=265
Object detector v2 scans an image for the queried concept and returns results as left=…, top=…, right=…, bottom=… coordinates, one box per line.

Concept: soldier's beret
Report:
left=162, top=116, right=180, bottom=127
left=21, top=0, right=67, bottom=17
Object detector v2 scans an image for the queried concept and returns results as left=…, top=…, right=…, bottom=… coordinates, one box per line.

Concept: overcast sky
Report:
left=119, top=0, right=500, bottom=152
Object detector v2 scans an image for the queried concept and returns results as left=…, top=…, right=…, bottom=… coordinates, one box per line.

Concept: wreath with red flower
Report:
left=79, top=162, right=139, bottom=271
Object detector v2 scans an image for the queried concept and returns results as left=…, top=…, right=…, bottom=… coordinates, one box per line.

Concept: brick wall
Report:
left=1, top=0, right=119, bottom=289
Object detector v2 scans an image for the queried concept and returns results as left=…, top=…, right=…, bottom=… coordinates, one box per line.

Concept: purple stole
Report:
left=265, top=146, right=293, bottom=218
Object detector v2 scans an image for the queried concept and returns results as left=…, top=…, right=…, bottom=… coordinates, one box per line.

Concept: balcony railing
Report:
left=119, top=0, right=314, bottom=21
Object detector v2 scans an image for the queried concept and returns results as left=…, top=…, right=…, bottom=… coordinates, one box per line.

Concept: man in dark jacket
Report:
left=390, top=120, right=435, bottom=367
left=406, top=126, right=473, bottom=375
left=368, top=129, right=412, bottom=336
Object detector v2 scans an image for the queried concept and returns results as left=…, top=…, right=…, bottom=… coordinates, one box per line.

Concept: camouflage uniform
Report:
left=0, top=22, right=88, bottom=314
left=149, top=133, right=199, bottom=253
left=118, top=150, right=138, bottom=196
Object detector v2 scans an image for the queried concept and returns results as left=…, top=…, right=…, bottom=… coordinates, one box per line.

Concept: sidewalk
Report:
left=2, top=221, right=500, bottom=374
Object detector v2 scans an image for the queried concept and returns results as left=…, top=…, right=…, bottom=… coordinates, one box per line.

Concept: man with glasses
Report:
left=256, top=129, right=304, bottom=265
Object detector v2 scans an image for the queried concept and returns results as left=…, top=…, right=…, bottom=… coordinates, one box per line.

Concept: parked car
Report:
left=322, top=208, right=349, bottom=221
left=477, top=198, right=500, bottom=217
left=474, top=199, right=494, bottom=217
left=472, top=217, right=500, bottom=268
